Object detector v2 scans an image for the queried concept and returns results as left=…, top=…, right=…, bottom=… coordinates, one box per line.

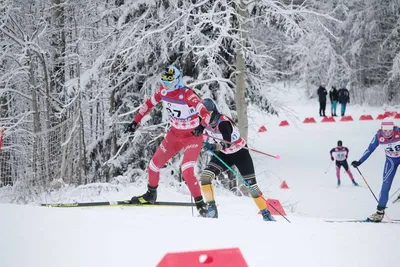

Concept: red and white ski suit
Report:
left=134, top=86, right=210, bottom=198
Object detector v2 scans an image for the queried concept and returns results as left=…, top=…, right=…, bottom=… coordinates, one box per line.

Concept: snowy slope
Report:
left=1, top=88, right=400, bottom=267
left=1, top=203, right=399, bottom=267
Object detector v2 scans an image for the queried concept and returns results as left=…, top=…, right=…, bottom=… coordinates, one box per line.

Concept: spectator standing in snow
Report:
left=329, top=86, right=339, bottom=116
left=317, top=85, right=327, bottom=117
left=338, top=87, right=350, bottom=116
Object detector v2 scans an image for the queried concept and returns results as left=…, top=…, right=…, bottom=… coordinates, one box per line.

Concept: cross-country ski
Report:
left=324, top=219, right=400, bottom=224
left=40, top=200, right=196, bottom=208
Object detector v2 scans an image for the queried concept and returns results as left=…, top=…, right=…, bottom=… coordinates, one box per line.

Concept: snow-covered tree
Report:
left=2, top=0, right=400, bottom=201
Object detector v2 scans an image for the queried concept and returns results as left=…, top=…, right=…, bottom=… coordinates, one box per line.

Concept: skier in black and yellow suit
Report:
left=199, top=98, right=276, bottom=221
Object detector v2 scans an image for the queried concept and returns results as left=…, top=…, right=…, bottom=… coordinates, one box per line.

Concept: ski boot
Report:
left=366, top=210, right=384, bottom=222
left=206, top=201, right=218, bottom=218
left=261, top=209, right=276, bottom=222
left=352, top=179, right=359, bottom=186
left=130, top=185, right=157, bottom=204
left=195, top=196, right=210, bottom=217
left=337, top=179, right=341, bottom=187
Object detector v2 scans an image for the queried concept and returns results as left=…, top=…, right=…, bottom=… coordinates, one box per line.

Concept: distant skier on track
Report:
left=351, top=117, right=400, bottom=222
left=329, top=140, right=358, bottom=187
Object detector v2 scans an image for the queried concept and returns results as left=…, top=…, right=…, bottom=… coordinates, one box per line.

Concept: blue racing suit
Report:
left=358, top=127, right=400, bottom=210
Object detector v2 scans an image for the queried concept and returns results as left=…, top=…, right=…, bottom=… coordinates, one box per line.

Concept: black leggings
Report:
left=319, top=101, right=326, bottom=115
left=200, top=148, right=259, bottom=197
left=336, top=160, right=349, bottom=171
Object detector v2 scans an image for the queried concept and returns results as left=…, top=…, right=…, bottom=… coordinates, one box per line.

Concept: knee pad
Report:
left=200, top=163, right=222, bottom=185
left=243, top=174, right=261, bottom=198
left=200, top=169, right=216, bottom=185
left=243, top=174, right=257, bottom=186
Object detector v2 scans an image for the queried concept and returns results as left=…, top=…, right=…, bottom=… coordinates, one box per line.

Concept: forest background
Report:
left=1, top=0, right=399, bottom=202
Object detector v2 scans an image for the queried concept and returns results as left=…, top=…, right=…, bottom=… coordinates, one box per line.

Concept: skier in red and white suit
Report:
left=127, top=66, right=211, bottom=216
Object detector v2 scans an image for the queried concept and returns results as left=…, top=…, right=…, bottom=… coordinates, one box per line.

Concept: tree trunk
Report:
left=51, top=0, right=66, bottom=112
left=234, top=0, right=249, bottom=141
left=28, top=51, right=42, bottom=186
left=73, top=12, right=88, bottom=183
left=109, top=89, right=117, bottom=157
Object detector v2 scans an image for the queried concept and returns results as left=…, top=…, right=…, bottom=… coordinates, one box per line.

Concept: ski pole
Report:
left=393, top=194, right=400, bottom=204
left=190, top=196, right=194, bottom=217
left=206, top=149, right=291, bottom=223
left=355, top=167, right=379, bottom=202
left=389, top=187, right=400, bottom=202
left=355, top=167, right=392, bottom=222
left=202, top=134, right=280, bottom=160
left=324, top=161, right=333, bottom=174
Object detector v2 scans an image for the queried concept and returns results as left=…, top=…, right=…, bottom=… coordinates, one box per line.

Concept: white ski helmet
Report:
left=160, top=65, right=183, bottom=93
left=381, top=117, right=395, bottom=138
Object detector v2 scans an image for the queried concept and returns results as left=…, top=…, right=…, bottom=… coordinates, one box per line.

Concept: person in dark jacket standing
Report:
left=329, top=86, right=339, bottom=116
left=317, top=85, right=327, bottom=117
left=338, top=87, right=350, bottom=116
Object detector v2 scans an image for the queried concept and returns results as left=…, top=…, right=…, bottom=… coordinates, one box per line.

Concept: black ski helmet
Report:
left=202, top=98, right=220, bottom=127
left=337, top=140, right=343, bottom=146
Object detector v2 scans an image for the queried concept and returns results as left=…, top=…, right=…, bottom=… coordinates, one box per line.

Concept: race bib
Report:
left=335, top=151, right=347, bottom=161
left=165, top=101, right=197, bottom=120
left=383, top=142, right=400, bottom=158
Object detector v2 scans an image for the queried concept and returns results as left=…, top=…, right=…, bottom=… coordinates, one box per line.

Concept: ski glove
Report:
left=331, top=157, right=334, bottom=161
left=203, top=142, right=229, bottom=151
left=203, top=142, right=218, bottom=151
left=192, top=124, right=205, bottom=136
left=351, top=160, right=361, bottom=168
left=126, top=121, right=138, bottom=133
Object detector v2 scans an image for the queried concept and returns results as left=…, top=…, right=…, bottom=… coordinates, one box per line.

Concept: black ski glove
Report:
left=203, top=142, right=218, bottom=151
left=351, top=160, right=361, bottom=168
left=192, top=124, right=205, bottom=136
left=126, top=121, right=138, bottom=133
left=331, top=157, right=334, bottom=161
left=203, top=142, right=229, bottom=151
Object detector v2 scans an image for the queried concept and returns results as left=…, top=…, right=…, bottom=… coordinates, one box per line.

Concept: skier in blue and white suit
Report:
left=351, top=117, right=400, bottom=222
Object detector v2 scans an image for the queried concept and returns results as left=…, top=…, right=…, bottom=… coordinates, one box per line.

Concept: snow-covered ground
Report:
left=1, top=86, right=400, bottom=267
